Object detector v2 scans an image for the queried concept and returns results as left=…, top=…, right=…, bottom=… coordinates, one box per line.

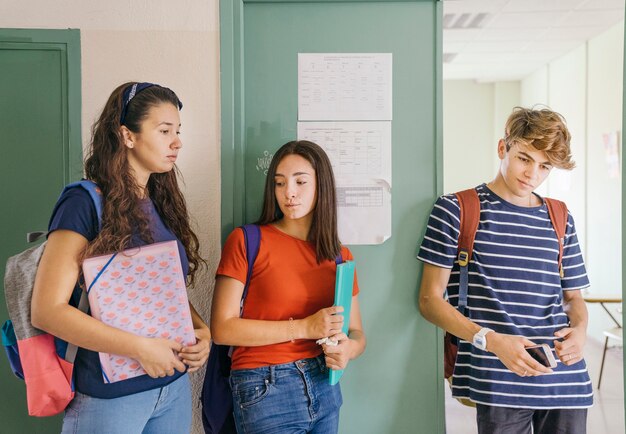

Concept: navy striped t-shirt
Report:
left=417, top=184, right=593, bottom=409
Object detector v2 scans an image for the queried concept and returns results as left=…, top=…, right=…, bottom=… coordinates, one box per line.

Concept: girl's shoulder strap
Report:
left=60, top=180, right=103, bottom=230
left=239, top=224, right=262, bottom=314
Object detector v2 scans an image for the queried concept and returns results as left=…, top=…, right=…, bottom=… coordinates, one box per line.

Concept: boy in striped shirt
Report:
left=418, top=107, right=592, bottom=434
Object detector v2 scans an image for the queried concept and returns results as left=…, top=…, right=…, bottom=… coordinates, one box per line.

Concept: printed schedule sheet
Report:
left=297, top=53, right=393, bottom=244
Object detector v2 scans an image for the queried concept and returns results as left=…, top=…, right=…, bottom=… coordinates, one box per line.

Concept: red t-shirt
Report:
left=216, top=224, right=359, bottom=370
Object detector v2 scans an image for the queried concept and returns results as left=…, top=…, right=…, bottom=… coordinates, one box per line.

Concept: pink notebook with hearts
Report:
left=82, top=240, right=195, bottom=383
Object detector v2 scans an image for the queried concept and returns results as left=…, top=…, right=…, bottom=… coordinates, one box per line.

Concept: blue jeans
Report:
left=61, top=374, right=191, bottom=434
left=230, top=355, right=343, bottom=434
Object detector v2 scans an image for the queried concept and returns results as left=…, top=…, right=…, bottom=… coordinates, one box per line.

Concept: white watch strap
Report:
left=477, top=327, right=493, bottom=338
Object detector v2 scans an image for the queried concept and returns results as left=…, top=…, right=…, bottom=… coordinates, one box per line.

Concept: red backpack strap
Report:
left=544, top=198, right=568, bottom=278
left=454, top=188, right=480, bottom=316
left=455, top=188, right=481, bottom=266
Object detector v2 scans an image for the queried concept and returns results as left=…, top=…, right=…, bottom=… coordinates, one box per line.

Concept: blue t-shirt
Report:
left=48, top=187, right=190, bottom=399
left=417, top=184, right=593, bottom=409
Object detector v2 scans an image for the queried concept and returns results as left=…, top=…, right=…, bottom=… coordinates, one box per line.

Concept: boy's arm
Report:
left=418, top=262, right=552, bottom=376
left=418, top=263, right=482, bottom=343
left=553, top=289, right=588, bottom=366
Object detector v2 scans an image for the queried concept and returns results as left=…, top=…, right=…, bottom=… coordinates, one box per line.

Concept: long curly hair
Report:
left=84, top=82, right=204, bottom=286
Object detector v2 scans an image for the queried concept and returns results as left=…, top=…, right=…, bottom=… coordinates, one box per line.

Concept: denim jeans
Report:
left=61, top=374, right=191, bottom=434
left=230, top=355, right=343, bottom=434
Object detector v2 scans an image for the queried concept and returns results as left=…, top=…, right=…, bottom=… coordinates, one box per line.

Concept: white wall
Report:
left=519, top=45, right=588, bottom=261
left=520, top=22, right=624, bottom=343
left=442, top=80, right=520, bottom=193
left=445, top=21, right=624, bottom=344
left=520, top=67, right=550, bottom=197
left=585, top=22, right=624, bottom=341
left=493, top=81, right=522, bottom=172
left=586, top=22, right=623, bottom=295
left=520, top=66, right=548, bottom=108
left=0, top=2, right=220, bottom=431
left=443, top=80, right=494, bottom=193
left=546, top=45, right=588, bottom=256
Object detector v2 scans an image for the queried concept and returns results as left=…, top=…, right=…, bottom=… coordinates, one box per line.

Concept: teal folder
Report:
left=329, top=260, right=355, bottom=385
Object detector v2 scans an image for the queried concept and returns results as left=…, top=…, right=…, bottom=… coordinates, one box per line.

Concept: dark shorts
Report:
left=476, top=404, right=588, bottom=434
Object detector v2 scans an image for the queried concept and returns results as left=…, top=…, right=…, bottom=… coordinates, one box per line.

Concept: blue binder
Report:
left=329, top=260, right=355, bottom=385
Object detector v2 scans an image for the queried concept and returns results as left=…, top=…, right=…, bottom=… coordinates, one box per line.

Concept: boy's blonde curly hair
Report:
left=504, top=106, right=575, bottom=170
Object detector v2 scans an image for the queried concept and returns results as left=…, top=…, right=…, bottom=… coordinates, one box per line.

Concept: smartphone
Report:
left=525, top=344, right=557, bottom=368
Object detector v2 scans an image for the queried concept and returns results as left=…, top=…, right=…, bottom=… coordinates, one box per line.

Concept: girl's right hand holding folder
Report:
left=297, top=306, right=344, bottom=340
left=134, top=337, right=186, bottom=378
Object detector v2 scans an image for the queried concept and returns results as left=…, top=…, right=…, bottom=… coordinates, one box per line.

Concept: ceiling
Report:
left=443, top=0, right=625, bottom=82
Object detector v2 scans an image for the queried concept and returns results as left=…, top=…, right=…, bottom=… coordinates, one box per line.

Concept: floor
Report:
left=445, top=338, right=625, bottom=433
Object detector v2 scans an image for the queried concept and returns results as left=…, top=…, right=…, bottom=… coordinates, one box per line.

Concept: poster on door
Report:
left=297, top=53, right=393, bottom=244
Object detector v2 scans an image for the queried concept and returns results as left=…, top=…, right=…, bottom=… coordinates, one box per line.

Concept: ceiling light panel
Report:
left=443, top=12, right=491, bottom=29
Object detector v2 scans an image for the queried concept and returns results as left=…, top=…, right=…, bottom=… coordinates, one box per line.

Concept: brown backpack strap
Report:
left=454, top=188, right=480, bottom=316
left=544, top=198, right=568, bottom=278
left=455, top=188, right=481, bottom=266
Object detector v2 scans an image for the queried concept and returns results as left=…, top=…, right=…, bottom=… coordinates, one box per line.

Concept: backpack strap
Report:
left=25, top=180, right=103, bottom=244
left=60, top=180, right=104, bottom=363
left=239, top=224, right=261, bottom=317
left=226, top=224, right=261, bottom=358
left=62, top=180, right=104, bottom=231
left=60, top=180, right=104, bottom=312
left=544, top=198, right=568, bottom=278
left=455, top=188, right=480, bottom=316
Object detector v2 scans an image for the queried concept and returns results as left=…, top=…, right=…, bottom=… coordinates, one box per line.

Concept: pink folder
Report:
left=82, top=240, right=195, bottom=383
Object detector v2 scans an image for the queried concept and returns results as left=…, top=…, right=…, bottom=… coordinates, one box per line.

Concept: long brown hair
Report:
left=84, top=82, right=204, bottom=286
left=256, top=140, right=341, bottom=262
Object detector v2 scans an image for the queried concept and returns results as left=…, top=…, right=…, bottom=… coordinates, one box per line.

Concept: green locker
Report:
left=220, top=1, right=444, bottom=432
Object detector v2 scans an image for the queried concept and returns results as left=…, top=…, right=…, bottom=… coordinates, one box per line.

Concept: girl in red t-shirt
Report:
left=212, top=140, right=366, bottom=434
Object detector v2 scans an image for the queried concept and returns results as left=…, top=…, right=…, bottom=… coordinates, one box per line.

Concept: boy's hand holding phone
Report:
left=525, top=344, right=558, bottom=369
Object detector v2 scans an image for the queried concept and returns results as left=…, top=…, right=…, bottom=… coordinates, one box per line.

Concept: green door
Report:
left=221, top=1, right=443, bottom=432
left=0, top=29, right=81, bottom=433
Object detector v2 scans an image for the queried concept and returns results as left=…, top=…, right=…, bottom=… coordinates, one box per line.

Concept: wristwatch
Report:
left=472, top=327, right=494, bottom=351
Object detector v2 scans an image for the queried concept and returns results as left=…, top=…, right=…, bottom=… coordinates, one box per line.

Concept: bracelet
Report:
left=288, top=317, right=295, bottom=343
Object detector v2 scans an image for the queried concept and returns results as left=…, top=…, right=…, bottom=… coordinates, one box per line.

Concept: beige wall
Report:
left=0, top=2, right=220, bottom=431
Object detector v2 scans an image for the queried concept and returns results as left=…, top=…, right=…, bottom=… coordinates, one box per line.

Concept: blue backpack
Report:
left=201, top=224, right=261, bottom=434
left=1, top=180, right=103, bottom=416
